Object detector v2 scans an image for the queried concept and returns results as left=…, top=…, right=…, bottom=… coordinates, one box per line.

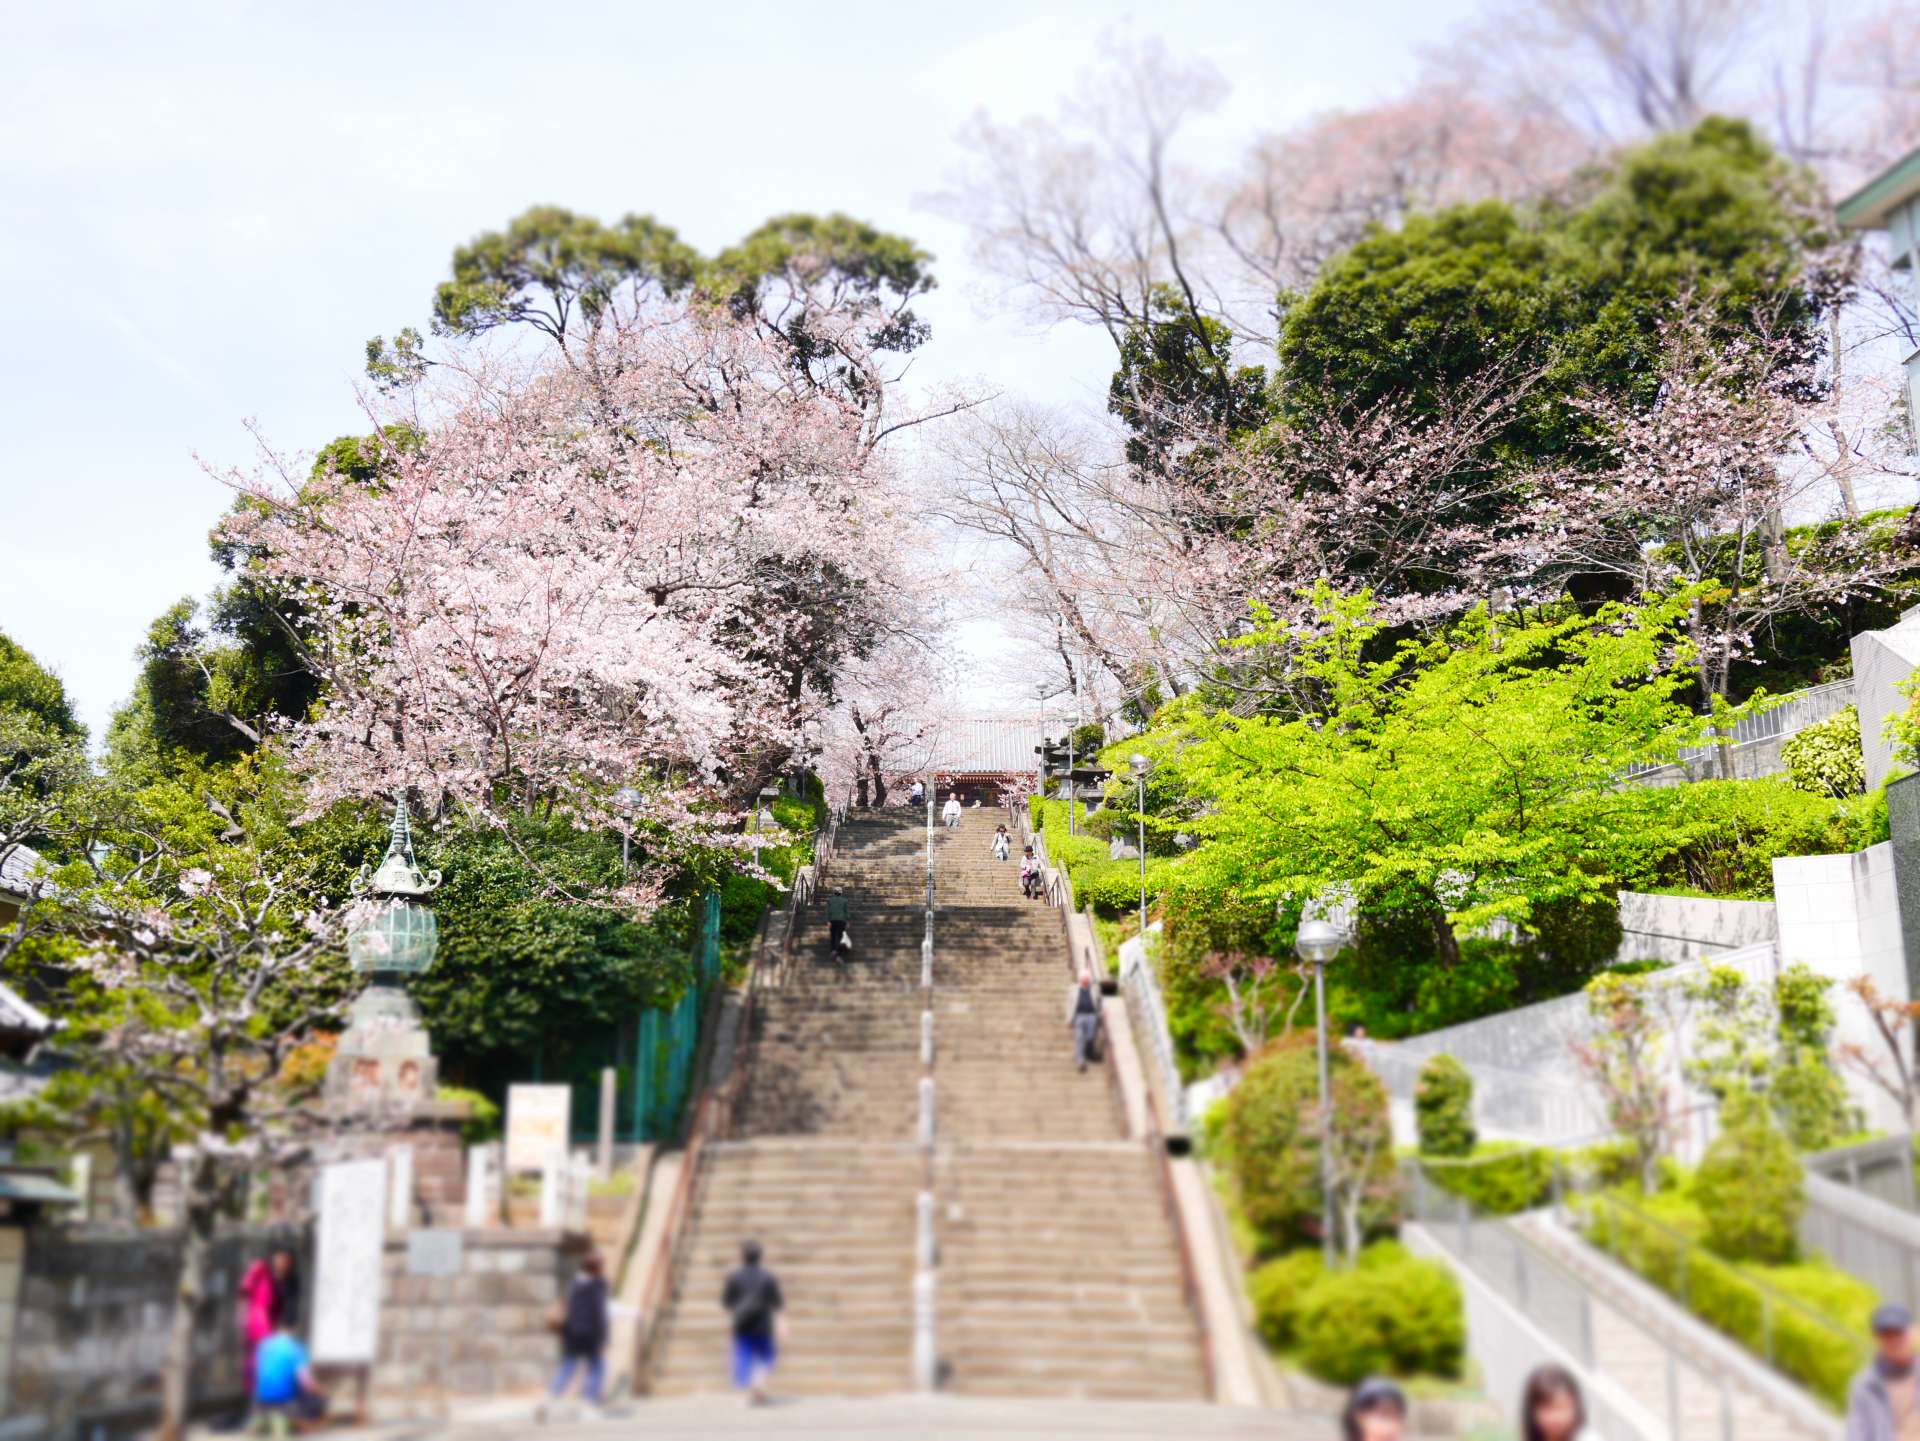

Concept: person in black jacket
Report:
left=545, top=1251, right=610, bottom=1412
left=721, top=1240, right=785, bottom=1406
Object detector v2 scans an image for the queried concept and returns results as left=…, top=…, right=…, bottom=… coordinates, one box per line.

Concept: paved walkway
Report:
left=300, top=1394, right=1311, bottom=1439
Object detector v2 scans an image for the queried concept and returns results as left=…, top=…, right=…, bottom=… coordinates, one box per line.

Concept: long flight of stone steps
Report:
left=642, top=804, right=1209, bottom=1401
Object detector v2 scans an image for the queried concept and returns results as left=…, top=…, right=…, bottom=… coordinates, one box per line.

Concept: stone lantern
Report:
left=327, top=798, right=444, bottom=1114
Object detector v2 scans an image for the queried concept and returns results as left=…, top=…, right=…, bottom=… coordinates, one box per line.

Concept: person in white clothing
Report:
left=941, top=795, right=962, bottom=828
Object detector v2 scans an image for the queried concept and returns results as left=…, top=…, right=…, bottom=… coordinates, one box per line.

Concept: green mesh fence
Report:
left=536, top=888, right=723, bottom=1145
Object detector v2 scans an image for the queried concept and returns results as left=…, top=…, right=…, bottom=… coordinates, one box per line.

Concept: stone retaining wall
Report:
left=369, top=1229, right=586, bottom=1408
left=6, top=1222, right=302, bottom=1438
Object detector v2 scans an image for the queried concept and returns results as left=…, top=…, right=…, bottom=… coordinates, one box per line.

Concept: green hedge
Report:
left=1620, top=779, right=1887, bottom=900
left=1290, top=1242, right=1464, bottom=1384
left=1577, top=1194, right=1868, bottom=1408
left=1422, top=1142, right=1554, bottom=1215
left=1248, top=1247, right=1326, bottom=1349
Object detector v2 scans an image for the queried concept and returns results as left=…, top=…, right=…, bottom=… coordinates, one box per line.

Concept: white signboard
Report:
left=311, top=1158, right=387, bottom=1364
left=505, top=1084, right=572, bottom=1174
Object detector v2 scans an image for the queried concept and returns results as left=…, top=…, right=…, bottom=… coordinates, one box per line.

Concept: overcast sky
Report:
left=1, top=0, right=1467, bottom=740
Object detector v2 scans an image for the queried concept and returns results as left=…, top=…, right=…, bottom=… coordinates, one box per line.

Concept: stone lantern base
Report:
left=324, top=981, right=440, bottom=1114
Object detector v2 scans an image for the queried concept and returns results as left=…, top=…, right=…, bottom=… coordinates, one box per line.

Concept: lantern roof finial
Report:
left=354, top=796, right=442, bottom=899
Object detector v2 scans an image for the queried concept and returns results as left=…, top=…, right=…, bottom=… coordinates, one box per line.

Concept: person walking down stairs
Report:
left=942, top=793, right=962, bottom=828
left=1066, top=968, right=1102, bottom=1074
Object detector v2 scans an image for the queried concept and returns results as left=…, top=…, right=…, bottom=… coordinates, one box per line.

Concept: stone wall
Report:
left=370, top=1229, right=586, bottom=1408
left=7, top=1222, right=303, bottom=1438
left=1774, top=840, right=1910, bottom=1132
left=1614, top=890, right=1778, bottom=966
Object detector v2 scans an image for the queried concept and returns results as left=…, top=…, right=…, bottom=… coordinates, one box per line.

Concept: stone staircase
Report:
left=642, top=806, right=1209, bottom=1401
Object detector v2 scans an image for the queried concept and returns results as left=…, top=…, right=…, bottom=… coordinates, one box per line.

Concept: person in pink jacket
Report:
left=238, top=1255, right=278, bottom=1399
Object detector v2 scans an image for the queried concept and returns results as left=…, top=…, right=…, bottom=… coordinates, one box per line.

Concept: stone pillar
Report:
left=538, top=1161, right=561, bottom=1229
left=596, top=1068, right=616, bottom=1178
left=386, top=1146, right=415, bottom=1233
left=0, top=1225, right=22, bottom=1415
left=463, top=1144, right=496, bottom=1229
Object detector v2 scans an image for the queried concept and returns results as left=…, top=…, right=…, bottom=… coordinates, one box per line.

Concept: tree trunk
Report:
left=160, top=1157, right=216, bottom=1441
left=1429, top=907, right=1461, bottom=969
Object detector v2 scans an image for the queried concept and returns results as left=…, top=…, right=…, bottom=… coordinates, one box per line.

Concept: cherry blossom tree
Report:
left=1529, top=303, right=1915, bottom=765
left=31, top=806, right=354, bottom=1441
left=935, top=367, right=1544, bottom=711
left=218, top=302, right=935, bottom=896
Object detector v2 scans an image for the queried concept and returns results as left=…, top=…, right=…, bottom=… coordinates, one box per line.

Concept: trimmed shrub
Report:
left=1247, top=1247, right=1326, bottom=1349
left=1220, top=1037, right=1398, bottom=1253
left=1425, top=1142, right=1554, bottom=1215
left=1075, top=857, right=1172, bottom=916
left=1292, top=1244, right=1465, bottom=1383
left=1781, top=705, right=1865, bottom=798
left=1693, top=1105, right=1804, bottom=1264
left=436, top=1085, right=502, bottom=1145
left=1414, top=1055, right=1475, bottom=1157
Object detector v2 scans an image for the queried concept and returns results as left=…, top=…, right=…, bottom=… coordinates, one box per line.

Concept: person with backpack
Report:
left=722, top=1239, right=786, bottom=1406
left=543, top=1251, right=610, bottom=1415
left=1065, top=968, right=1102, bottom=1073
left=1020, top=846, right=1041, bottom=900
left=824, top=888, right=852, bottom=959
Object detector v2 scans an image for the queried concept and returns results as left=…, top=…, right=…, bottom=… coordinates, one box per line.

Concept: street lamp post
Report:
left=1294, top=915, right=1346, bottom=1266
left=614, top=786, right=641, bottom=878
left=1067, top=689, right=1080, bottom=837
left=1129, top=754, right=1151, bottom=938
left=752, top=784, right=779, bottom=872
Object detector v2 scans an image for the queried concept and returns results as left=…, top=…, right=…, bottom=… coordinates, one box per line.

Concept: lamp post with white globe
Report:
left=1294, top=914, right=1346, bottom=1265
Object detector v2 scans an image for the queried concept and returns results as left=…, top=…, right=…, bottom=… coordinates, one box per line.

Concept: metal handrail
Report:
left=1569, top=1181, right=1864, bottom=1346
left=1623, top=679, right=1855, bottom=777
left=1405, top=1167, right=1682, bottom=1441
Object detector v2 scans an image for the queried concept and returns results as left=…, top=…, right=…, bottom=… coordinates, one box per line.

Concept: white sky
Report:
left=0, top=0, right=1469, bottom=740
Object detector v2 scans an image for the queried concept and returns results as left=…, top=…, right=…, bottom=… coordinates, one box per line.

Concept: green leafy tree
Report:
left=707, top=211, right=935, bottom=358
left=416, top=205, right=932, bottom=370
left=0, top=631, right=83, bottom=741
left=1278, top=118, right=1831, bottom=471
left=1108, top=285, right=1272, bottom=472
left=1136, top=587, right=1705, bottom=990
left=1219, top=1036, right=1397, bottom=1258
left=430, top=205, right=699, bottom=347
